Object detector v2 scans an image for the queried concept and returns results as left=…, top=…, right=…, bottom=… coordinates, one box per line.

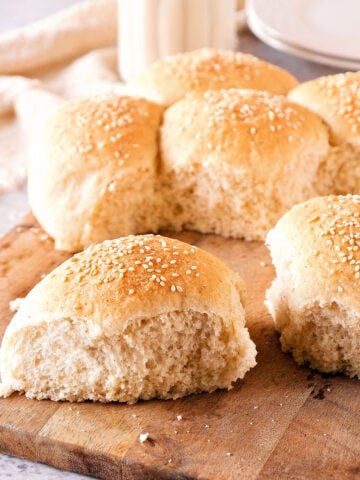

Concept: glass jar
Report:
left=118, top=0, right=237, bottom=82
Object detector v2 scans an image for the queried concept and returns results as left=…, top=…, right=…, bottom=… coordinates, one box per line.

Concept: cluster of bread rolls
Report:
left=28, top=48, right=360, bottom=253
left=1, top=49, right=360, bottom=404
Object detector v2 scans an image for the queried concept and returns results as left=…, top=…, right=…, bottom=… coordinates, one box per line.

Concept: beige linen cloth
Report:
left=0, top=0, right=123, bottom=197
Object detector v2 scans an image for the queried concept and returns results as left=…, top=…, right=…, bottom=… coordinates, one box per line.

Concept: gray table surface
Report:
left=0, top=1, right=345, bottom=479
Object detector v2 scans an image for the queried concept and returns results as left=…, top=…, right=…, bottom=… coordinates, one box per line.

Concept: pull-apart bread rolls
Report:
left=266, top=194, right=360, bottom=377
left=129, top=48, right=298, bottom=106
left=29, top=89, right=329, bottom=251
left=28, top=89, right=329, bottom=252
left=160, top=89, right=330, bottom=240
left=0, top=235, right=256, bottom=403
left=28, top=96, right=163, bottom=252
left=288, top=72, right=360, bottom=194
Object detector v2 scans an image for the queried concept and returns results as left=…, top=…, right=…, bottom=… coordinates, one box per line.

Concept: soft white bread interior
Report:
left=288, top=72, right=360, bottom=194
left=266, top=194, right=360, bottom=377
left=28, top=95, right=163, bottom=252
left=160, top=88, right=330, bottom=240
left=0, top=234, right=257, bottom=403
left=129, top=48, right=298, bottom=106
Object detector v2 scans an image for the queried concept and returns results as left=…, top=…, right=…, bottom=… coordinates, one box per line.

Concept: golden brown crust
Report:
left=288, top=72, right=360, bottom=146
left=267, top=194, right=360, bottom=310
left=161, top=88, right=329, bottom=183
left=14, top=235, right=246, bottom=337
left=131, top=48, right=298, bottom=106
left=28, top=96, right=163, bottom=251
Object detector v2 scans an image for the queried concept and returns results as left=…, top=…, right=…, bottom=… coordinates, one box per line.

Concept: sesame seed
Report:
left=139, top=432, right=149, bottom=443
left=128, top=289, right=135, bottom=295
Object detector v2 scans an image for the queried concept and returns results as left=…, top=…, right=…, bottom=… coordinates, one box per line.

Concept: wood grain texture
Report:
left=0, top=214, right=359, bottom=479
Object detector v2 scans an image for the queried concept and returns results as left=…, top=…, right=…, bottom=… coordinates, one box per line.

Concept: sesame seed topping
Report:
left=312, top=195, right=360, bottom=283
left=139, top=432, right=149, bottom=443
left=60, top=234, right=203, bottom=306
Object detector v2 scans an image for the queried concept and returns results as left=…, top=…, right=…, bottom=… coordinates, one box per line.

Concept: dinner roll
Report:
left=266, top=194, right=360, bottom=377
left=160, top=88, right=330, bottom=240
left=28, top=95, right=163, bottom=252
left=0, top=234, right=257, bottom=403
left=288, top=72, right=360, bottom=194
left=130, top=48, right=298, bottom=106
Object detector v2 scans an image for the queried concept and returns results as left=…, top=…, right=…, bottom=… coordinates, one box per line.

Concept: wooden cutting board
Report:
left=0, top=213, right=359, bottom=480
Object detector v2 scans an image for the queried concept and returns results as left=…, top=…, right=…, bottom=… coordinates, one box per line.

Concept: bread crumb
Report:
left=9, top=298, right=24, bottom=312
left=139, top=432, right=149, bottom=443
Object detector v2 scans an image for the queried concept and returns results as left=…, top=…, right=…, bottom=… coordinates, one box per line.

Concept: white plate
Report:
left=246, top=0, right=360, bottom=69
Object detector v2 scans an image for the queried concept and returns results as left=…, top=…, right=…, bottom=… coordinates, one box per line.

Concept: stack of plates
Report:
left=246, top=0, right=360, bottom=69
